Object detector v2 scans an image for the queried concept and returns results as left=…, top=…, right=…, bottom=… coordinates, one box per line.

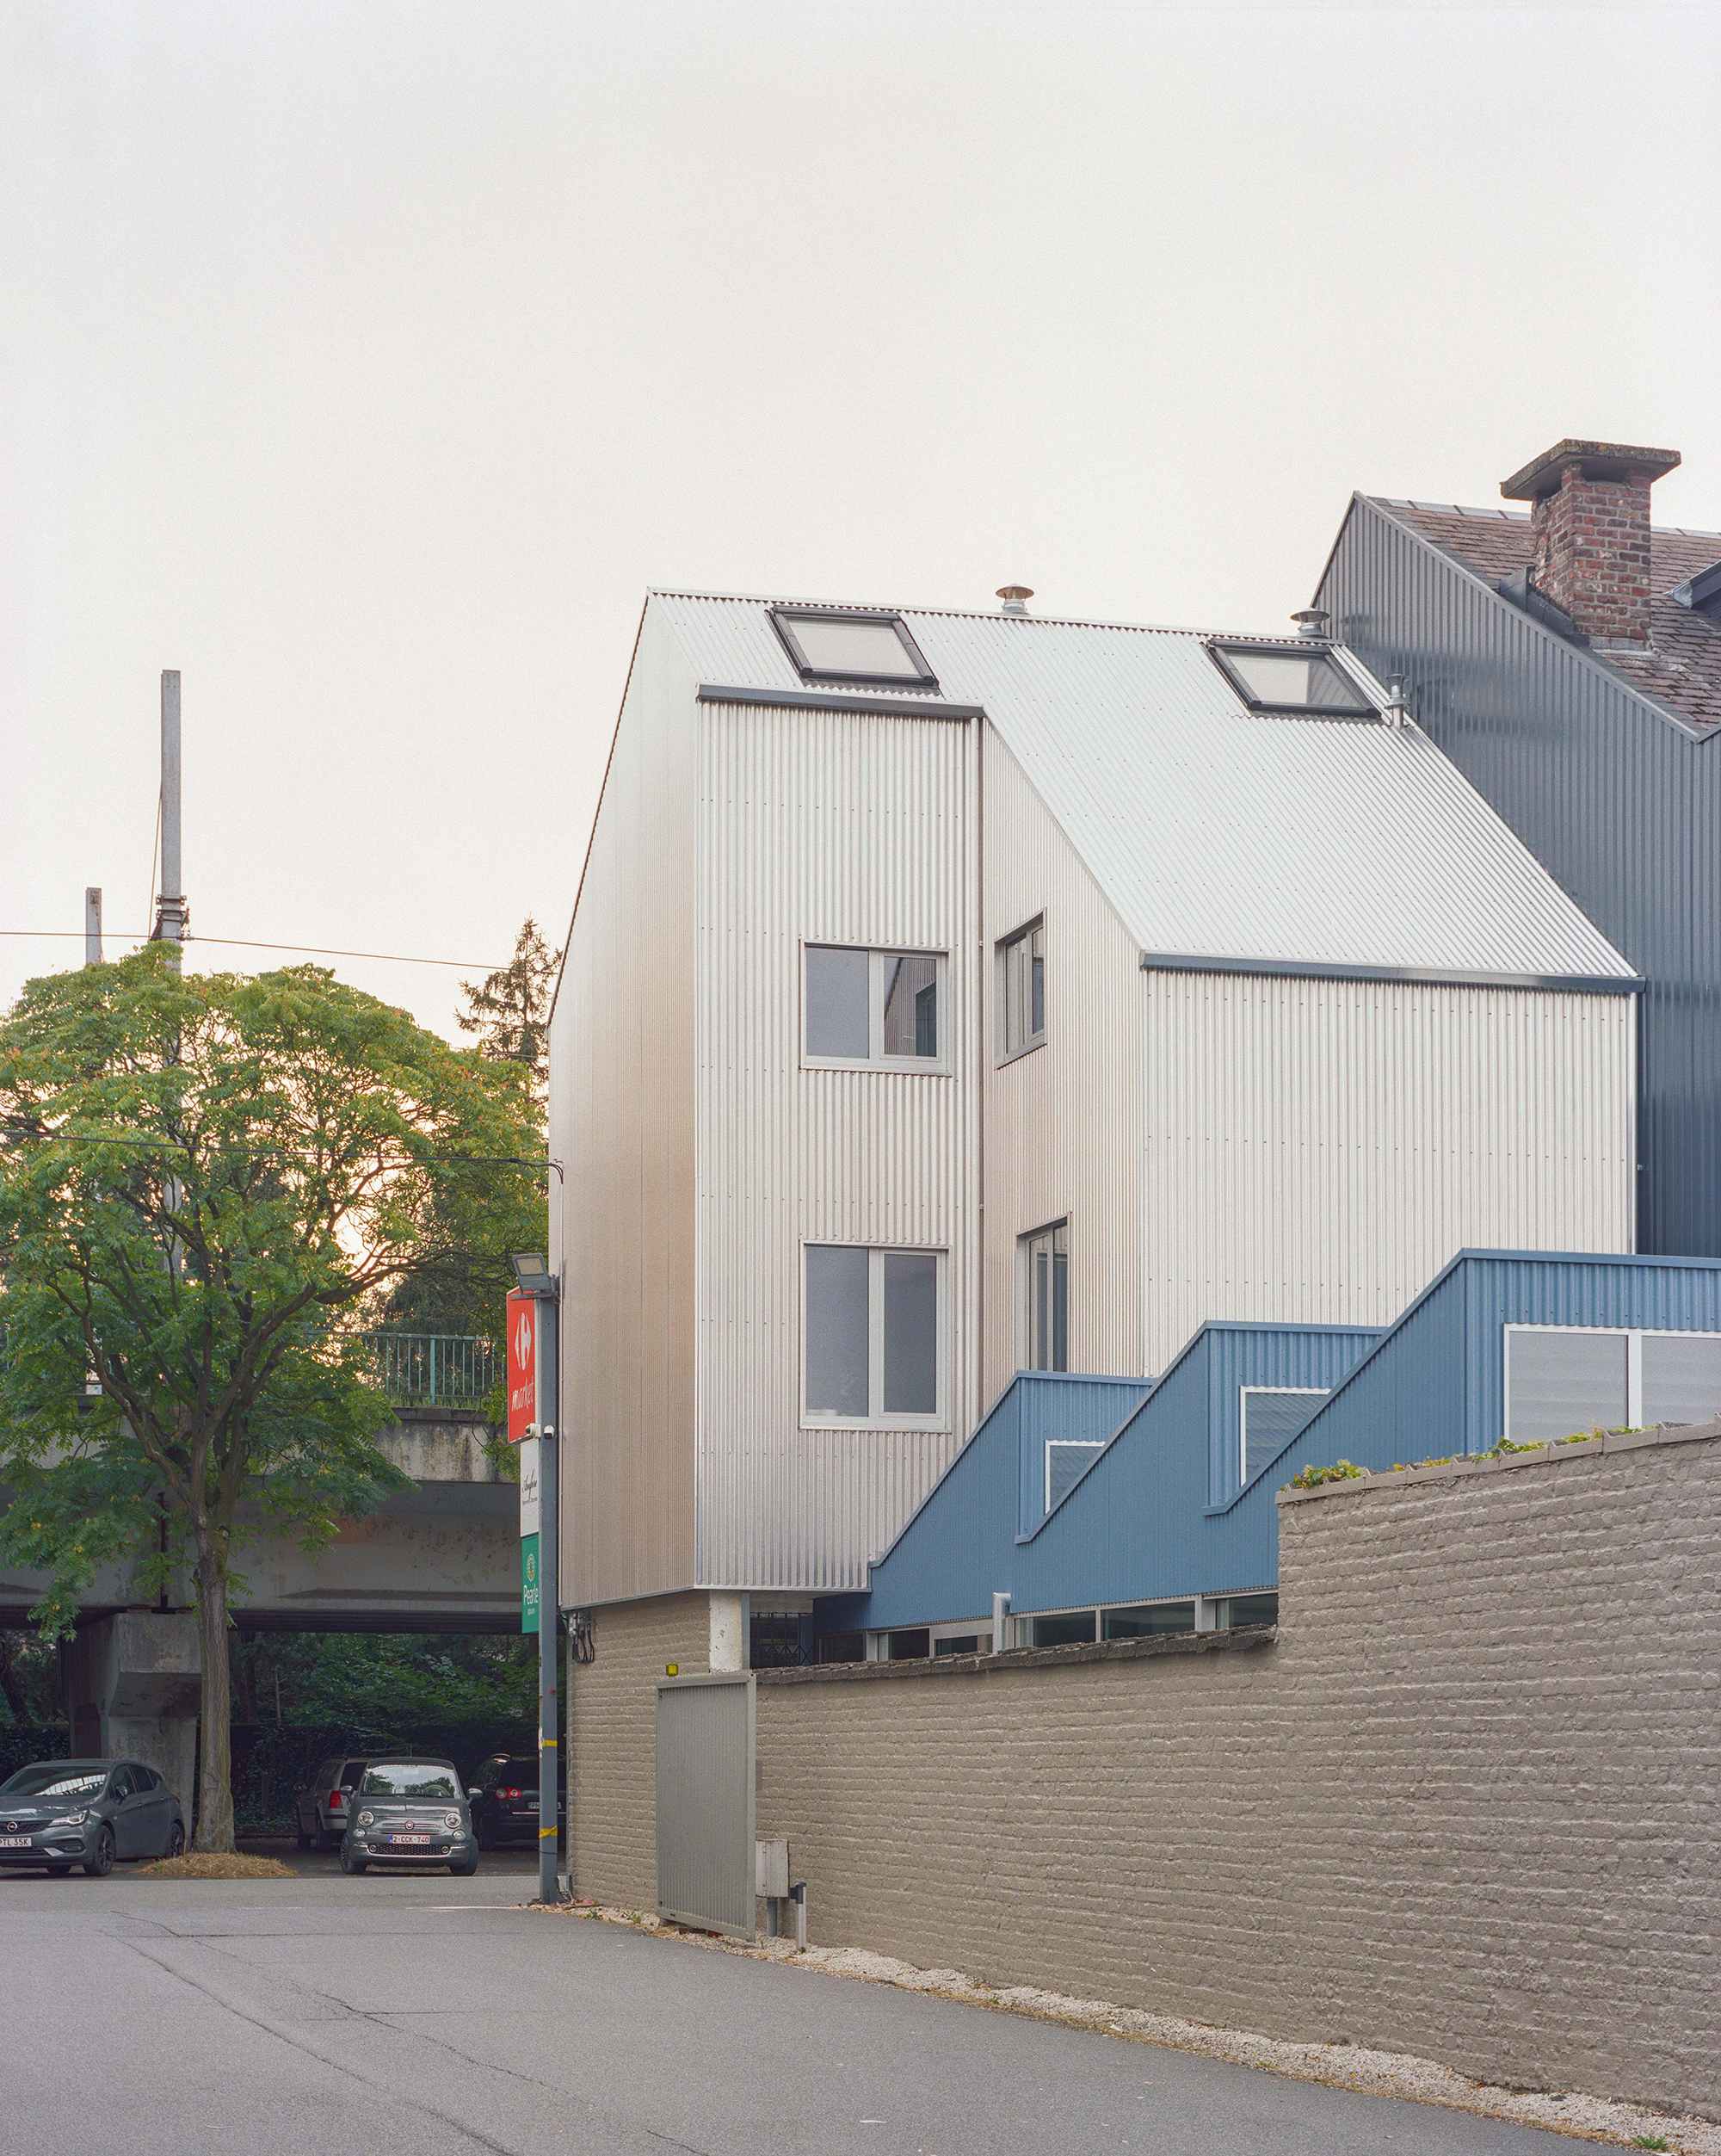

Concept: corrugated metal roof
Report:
left=653, top=590, right=1636, bottom=983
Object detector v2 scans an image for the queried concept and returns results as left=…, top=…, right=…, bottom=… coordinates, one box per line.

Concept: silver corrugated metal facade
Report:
left=550, top=609, right=699, bottom=1609
left=694, top=694, right=977, bottom=1591
left=552, top=588, right=1640, bottom=1606
left=1140, top=971, right=1636, bottom=1372
left=1317, top=495, right=1721, bottom=1257
left=982, top=734, right=1144, bottom=1397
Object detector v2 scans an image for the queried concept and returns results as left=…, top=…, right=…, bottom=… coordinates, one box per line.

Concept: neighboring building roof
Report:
left=1372, top=498, right=1721, bottom=738
left=653, top=590, right=1636, bottom=988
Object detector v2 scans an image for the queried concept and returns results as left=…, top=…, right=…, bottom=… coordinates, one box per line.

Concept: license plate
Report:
left=0, top=1835, right=32, bottom=1848
left=389, top=1832, right=433, bottom=1846
left=524, top=1802, right=539, bottom=1813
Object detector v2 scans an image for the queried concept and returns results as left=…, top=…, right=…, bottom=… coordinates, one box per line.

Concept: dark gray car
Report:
left=0, top=1758, right=186, bottom=1877
left=340, top=1757, right=478, bottom=1876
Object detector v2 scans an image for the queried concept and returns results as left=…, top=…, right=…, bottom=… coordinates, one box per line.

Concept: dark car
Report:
left=340, top=1757, right=478, bottom=1876
left=467, top=1752, right=565, bottom=1852
left=0, top=1758, right=186, bottom=1877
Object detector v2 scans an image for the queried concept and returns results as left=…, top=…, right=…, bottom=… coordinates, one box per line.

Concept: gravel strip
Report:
left=536, top=1900, right=1716, bottom=2153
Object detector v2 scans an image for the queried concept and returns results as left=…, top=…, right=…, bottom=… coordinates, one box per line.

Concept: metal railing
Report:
left=361, top=1332, right=497, bottom=1409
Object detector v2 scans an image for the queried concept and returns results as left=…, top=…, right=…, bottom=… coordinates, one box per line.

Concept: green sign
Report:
left=521, top=1532, right=540, bottom=1634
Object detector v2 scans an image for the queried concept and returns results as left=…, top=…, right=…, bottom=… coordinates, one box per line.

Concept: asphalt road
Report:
left=1, top=1859, right=1608, bottom=2156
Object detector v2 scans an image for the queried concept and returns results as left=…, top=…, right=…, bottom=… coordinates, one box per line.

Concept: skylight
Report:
left=1208, top=641, right=1377, bottom=720
left=772, top=608, right=939, bottom=691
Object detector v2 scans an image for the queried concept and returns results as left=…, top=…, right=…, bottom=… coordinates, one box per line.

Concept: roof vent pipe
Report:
left=1383, top=673, right=1410, bottom=728
left=1291, top=608, right=1329, bottom=639
left=996, top=585, right=1033, bottom=615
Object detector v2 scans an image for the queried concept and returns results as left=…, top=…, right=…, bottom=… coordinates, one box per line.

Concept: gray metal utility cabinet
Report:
left=655, top=1671, right=756, bottom=1937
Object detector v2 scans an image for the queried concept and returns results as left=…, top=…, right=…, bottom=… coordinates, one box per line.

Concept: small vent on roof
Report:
left=996, top=585, right=1033, bottom=616
left=1291, top=608, right=1329, bottom=639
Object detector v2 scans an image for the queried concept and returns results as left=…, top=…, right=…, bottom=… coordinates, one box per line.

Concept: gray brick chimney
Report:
left=1501, top=438, right=1680, bottom=647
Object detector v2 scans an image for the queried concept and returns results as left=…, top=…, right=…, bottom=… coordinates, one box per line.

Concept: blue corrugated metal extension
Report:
left=1317, top=496, right=1721, bottom=1259
left=820, top=1250, right=1721, bottom=1635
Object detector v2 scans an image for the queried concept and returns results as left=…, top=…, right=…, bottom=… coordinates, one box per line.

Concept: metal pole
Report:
left=156, top=670, right=185, bottom=963
left=84, top=887, right=102, bottom=965
left=537, top=1286, right=562, bottom=1904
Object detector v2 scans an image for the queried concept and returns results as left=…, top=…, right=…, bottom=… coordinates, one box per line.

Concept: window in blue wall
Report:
left=1027, top=1611, right=1097, bottom=1648
left=1505, top=1325, right=1721, bottom=1441
left=1240, top=1387, right=1330, bottom=1483
left=1102, top=1602, right=1196, bottom=1639
left=1045, top=1438, right=1102, bottom=1510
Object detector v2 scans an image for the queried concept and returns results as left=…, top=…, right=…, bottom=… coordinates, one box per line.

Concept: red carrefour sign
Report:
left=507, top=1290, right=536, bottom=1442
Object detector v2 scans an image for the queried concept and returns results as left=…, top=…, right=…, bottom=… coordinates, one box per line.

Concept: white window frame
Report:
left=1045, top=1439, right=1103, bottom=1513
left=1238, top=1386, right=1329, bottom=1485
left=996, top=914, right=1046, bottom=1063
left=1503, top=1323, right=1721, bottom=1440
left=801, top=1242, right=948, bottom=1431
left=802, top=943, right=949, bottom=1072
left=1019, top=1217, right=1070, bottom=1373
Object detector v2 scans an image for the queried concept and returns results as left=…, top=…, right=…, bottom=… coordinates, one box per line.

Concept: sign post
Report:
left=508, top=1268, right=562, bottom=1905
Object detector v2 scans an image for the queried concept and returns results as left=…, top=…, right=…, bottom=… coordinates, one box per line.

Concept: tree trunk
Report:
left=192, top=1545, right=236, bottom=1853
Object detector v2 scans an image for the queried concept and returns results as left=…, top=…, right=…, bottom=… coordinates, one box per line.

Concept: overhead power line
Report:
left=0, top=930, right=508, bottom=971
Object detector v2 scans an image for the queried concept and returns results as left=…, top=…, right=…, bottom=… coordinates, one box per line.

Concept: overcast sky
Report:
left=4, top=0, right=1717, bottom=1038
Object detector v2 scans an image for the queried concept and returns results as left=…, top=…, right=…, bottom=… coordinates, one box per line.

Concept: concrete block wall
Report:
left=567, top=1429, right=1719, bottom=2120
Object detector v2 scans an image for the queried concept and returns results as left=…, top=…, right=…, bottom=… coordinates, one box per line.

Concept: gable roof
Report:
left=1372, top=498, right=1721, bottom=738
left=652, top=590, right=1635, bottom=989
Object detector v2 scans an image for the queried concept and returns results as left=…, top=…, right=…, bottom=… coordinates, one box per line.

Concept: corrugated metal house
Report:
left=548, top=585, right=1639, bottom=1653
left=1315, top=437, right=1721, bottom=1258
left=835, top=1250, right=1721, bottom=1653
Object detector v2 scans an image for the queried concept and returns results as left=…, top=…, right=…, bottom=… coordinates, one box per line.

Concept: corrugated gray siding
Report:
left=1317, top=497, right=1721, bottom=1257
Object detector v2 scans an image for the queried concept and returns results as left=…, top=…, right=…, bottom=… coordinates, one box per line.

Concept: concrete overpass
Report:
left=0, top=1411, right=522, bottom=1807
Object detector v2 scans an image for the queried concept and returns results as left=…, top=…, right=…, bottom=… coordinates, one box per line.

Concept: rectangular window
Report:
left=997, top=917, right=1046, bottom=1059
left=770, top=608, right=939, bottom=691
left=1505, top=1327, right=1629, bottom=1443
left=1216, top=1593, right=1279, bottom=1629
left=1641, top=1331, right=1721, bottom=1427
left=1239, top=1387, right=1330, bottom=1484
left=805, top=946, right=944, bottom=1066
left=1021, top=1220, right=1068, bottom=1371
left=1207, top=641, right=1377, bottom=719
left=1026, top=1610, right=1097, bottom=1648
left=1045, top=1438, right=1101, bottom=1510
left=804, top=1245, right=945, bottom=1424
left=1102, top=1602, right=1197, bottom=1640
left=1505, top=1325, right=1721, bottom=1442
left=885, top=1628, right=930, bottom=1661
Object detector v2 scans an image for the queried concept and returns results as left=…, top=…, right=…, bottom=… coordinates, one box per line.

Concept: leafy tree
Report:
left=456, top=918, right=559, bottom=1097
left=0, top=949, right=543, bottom=1849
left=237, top=1631, right=538, bottom=1732
left=374, top=917, right=559, bottom=1352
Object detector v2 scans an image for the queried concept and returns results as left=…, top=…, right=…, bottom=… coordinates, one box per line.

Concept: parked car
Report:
left=293, top=1755, right=374, bottom=1851
left=339, top=1757, right=478, bottom=1876
left=0, top=1758, right=186, bottom=1877
left=467, top=1752, right=565, bottom=1851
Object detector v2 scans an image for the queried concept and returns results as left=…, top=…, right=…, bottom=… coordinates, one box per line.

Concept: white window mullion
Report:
left=868, top=1250, right=885, bottom=1418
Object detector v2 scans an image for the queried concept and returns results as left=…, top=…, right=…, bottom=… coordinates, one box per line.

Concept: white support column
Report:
left=708, top=1590, right=749, bottom=1672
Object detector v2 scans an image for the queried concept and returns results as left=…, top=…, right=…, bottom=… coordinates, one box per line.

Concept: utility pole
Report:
left=84, top=888, right=102, bottom=965
left=151, top=669, right=186, bottom=963
left=510, top=1254, right=564, bottom=1905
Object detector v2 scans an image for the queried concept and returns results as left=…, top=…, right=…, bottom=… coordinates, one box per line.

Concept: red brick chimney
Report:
left=1501, top=438, right=1680, bottom=646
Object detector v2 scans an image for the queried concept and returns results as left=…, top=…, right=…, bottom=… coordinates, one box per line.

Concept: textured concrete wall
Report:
left=567, top=1590, right=712, bottom=1911
left=748, top=1427, right=1719, bottom=2121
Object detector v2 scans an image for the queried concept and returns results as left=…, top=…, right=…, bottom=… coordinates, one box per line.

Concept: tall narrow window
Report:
left=997, top=917, right=1046, bottom=1059
left=805, top=947, right=944, bottom=1067
left=1022, top=1221, right=1068, bottom=1372
left=805, top=1245, right=945, bottom=1424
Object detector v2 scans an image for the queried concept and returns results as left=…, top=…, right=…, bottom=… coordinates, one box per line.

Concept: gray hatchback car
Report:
left=0, top=1758, right=186, bottom=1876
left=339, top=1757, right=478, bottom=1876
